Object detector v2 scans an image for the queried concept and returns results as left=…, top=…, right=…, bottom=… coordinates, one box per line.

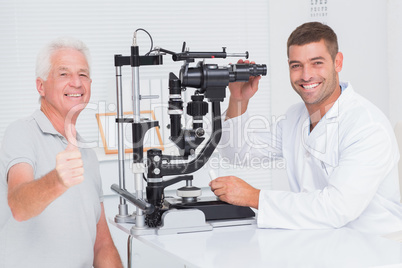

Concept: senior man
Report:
left=0, top=38, right=123, bottom=267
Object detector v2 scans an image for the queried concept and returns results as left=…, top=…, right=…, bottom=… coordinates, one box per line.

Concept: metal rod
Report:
left=127, top=235, right=133, bottom=268
left=115, top=65, right=128, bottom=215
left=132, top=66, right=141, bottom=122
left=111, top=184, right=154, bottom=214
left=132, top=65, right=145, bottom=228
left=226, top=52, right=248, bottom=58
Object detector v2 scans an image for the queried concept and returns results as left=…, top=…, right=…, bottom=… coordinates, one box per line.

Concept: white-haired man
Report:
left=0, top=37, right=123, bottom=267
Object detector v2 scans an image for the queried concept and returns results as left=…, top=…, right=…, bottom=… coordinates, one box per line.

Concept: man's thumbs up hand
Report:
left=56, top=124, right=84, bottom=188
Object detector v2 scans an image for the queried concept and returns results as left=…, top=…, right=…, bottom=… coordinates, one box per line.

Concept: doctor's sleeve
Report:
left=218, top=110, right=283, bottom=165
left=257, top=122, right=399, bottom=231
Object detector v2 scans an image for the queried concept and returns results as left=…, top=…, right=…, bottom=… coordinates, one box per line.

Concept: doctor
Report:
left=210, top=22, right=402, bottom=234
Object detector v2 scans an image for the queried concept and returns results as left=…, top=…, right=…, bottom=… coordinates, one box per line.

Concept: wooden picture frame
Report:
left=96, top=110, right=164, bottom=154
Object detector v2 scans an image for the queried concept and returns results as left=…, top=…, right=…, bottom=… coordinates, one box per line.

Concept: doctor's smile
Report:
left=300, top=82, right=321, bottom=90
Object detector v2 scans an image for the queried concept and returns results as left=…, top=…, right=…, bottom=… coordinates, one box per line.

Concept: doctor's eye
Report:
left=290, top=64, right=301, bottom=69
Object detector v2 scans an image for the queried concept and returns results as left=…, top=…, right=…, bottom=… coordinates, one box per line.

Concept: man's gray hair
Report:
left=36, top=37, right=91, bottom=80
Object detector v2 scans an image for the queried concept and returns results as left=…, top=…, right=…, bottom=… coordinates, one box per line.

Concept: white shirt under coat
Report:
left=219, top=82, right=402, bottom=235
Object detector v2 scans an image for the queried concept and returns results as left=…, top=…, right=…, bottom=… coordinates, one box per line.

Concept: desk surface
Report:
left=117, top=222, right=402, bottom=268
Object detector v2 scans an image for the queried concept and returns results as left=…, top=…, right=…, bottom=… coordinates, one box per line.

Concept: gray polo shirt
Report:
left=0, top=109, right=103, bottom=268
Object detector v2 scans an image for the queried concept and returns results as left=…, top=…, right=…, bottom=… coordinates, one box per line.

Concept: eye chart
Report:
left=310, top=0, right=328, bottom=20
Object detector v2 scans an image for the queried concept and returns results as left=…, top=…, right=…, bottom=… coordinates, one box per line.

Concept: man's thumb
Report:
left=66, top=124, right=78, bottom=150
left=66, top=141, right=76, bottom=151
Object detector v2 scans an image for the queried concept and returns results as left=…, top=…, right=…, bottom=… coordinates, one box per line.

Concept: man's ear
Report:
left=335, top=52, right=343, bottom=72
left=36, top=78, right=45, bottom=97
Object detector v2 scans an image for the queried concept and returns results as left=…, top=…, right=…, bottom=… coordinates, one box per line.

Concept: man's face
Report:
left=37, top=48, right=92, bottom=120
left=288, top=39, right=343, bottom=112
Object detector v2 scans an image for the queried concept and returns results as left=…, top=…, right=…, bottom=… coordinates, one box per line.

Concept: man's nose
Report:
left=69, top=74, right=83, bottom=87
left=301, top=66, right=313, bottom=81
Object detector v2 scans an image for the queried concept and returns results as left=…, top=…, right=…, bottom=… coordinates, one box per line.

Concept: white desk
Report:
left=113, top=221, right=402, bottom=268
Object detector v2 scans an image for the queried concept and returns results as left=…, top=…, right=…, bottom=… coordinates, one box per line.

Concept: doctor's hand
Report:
left=209, top=176, right=260, bottom=209
left=226, top=59, right=261, bottom=120
left=228, top=59, right=262, bottom=103
left=56, top=124, right=84, bottom=188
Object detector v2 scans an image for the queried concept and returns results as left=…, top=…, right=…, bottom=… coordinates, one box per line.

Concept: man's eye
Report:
left=80, top=74, right=91, bottom=80
left=291, top=64, right=300, bottom=69
left=314, top=61, right=323, bottom=65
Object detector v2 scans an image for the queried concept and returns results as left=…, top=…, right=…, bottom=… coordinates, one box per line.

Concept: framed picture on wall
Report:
left=96, top=110, right=164, bottom=154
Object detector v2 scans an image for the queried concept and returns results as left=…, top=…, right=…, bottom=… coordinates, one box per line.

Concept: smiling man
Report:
left=36, top=46, right=92, bottom=136
left=0, top=38, right=123, bottom=267
left=210, top=22, right=402, bottom=234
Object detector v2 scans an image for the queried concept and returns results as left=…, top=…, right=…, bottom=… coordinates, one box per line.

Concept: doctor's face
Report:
left=288, top=39, right=343, bottom=112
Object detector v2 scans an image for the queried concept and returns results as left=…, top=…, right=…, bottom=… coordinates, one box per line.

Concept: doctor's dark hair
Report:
left=287, top=22, right=339, bottom=61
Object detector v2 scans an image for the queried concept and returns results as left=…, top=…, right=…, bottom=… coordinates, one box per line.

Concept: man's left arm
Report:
left=93, top=203, right=123, bottom=268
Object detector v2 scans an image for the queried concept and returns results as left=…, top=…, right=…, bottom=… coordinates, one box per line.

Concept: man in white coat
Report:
left=209, top=22, right=402, bottom=235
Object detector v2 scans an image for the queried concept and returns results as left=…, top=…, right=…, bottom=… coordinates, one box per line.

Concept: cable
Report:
left=133, top=28, right=154, bottom=56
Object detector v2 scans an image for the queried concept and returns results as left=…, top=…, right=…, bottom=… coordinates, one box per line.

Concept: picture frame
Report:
left=96, top=110, right=164, bottom=154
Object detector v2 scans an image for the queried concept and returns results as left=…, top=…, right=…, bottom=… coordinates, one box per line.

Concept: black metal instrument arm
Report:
left=159, top=101, right=222, bottom=176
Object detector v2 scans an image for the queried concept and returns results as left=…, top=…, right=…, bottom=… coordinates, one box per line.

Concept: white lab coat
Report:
left=219, top=82, right=402, bottom=234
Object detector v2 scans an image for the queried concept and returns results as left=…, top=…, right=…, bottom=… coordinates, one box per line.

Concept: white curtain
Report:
left=0, top=0, right=272, bottom=189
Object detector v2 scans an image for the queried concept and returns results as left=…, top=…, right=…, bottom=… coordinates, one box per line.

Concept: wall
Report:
left=268, top=0, right=389, bottom=117
left=388, top=0, right=402, bottom=126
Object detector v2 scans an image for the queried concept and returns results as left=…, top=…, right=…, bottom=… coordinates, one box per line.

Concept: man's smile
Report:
left=300, top=82, right=321, bottom=90
left=64, top=93, right=83, bottom=97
